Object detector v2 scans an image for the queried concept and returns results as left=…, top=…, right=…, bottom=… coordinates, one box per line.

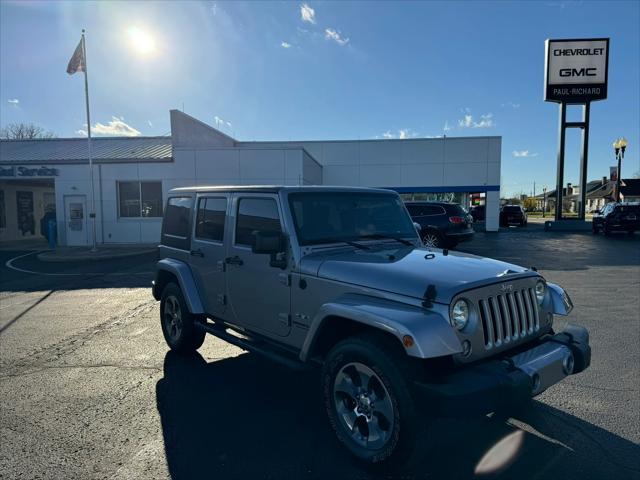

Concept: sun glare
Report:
left=128, top=27, right=156, bottom=55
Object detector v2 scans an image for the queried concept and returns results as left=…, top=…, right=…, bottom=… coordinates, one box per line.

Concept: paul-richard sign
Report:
left=545, top=38, right=609, bottom=103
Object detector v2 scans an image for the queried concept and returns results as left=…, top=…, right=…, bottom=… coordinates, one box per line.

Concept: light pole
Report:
left=542, top=186, right=547, bottom=218
left=613, top=137, right=628, bottom=202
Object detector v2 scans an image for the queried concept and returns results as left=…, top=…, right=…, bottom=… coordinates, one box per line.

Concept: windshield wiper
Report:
left=357, top=234, right=414, bottom=246
left=308, top=238, right=371, bottom=250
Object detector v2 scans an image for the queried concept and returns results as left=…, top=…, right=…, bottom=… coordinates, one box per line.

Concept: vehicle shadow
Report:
left=156, top=351, right=640, bottom=480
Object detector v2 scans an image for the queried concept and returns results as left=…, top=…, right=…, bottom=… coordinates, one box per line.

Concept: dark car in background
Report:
left=592, top=202, right=640, bottom=235
left=500, top=204, right=527, bottom=227
left=405, top=201, right=474, bottom=248
left=470, top=205, right=486, bottom=222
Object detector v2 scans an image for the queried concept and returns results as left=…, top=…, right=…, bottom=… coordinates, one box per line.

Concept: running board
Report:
left=195, top=321, right=311, bottom=371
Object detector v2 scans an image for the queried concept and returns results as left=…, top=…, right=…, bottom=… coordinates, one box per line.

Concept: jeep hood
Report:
left=300, top=246, right=537, bottom=304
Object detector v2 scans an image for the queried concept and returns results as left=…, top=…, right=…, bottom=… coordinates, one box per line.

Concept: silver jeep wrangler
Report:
left=152, top=186, right=590, bottom=467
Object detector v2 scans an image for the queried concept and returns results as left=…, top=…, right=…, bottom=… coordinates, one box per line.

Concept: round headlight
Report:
left=451, top=299, right=469, bottom=330
left=535, top=280, right=546, bottom=304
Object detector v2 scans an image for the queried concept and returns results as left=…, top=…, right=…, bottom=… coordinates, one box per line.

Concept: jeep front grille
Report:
left=478, top=287, right=540, bottom=350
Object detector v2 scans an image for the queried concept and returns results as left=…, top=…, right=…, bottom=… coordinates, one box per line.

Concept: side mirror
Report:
left=252, top=231, right=288, bottom=269
left=252, top=231, right=286, bottom=254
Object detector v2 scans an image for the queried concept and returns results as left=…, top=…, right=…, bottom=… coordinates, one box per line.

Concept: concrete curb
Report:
left=37, top=247, right=158, bottom=263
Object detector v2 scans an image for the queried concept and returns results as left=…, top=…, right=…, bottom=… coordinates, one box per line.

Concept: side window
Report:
left=406, top=205, right=421, bottom=216
left=163, top=197, right=192, bottom=238
left=235, top=198, right=281, bottom=247
left=195, top=197, right=227, bottom=242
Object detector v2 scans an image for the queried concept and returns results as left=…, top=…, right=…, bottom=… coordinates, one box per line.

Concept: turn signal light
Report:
left=402, top=335, right=415, bottom=348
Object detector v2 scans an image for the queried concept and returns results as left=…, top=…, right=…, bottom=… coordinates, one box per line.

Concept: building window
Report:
left=195, top=197, right=227, bottom=242
left=117, top=181, right=163, bottom=218
left=235, top=198, right=281, bottom=247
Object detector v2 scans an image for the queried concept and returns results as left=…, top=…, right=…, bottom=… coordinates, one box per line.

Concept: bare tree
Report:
left=0, top=122, right=56, bottom=140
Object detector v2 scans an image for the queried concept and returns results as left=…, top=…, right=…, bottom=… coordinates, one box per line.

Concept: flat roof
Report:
left=169, top=185, right=396, bottom=195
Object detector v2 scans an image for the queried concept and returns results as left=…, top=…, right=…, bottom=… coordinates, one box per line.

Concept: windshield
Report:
left=503, top=206, right=521, bottom=213
left=288, top=192, right=418, bottom=246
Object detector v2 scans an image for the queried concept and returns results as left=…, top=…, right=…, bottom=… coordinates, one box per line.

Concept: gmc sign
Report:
left=545, top=38, right=609, bottom=103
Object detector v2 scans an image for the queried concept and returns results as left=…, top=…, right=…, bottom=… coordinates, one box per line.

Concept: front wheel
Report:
left=160, top=282, right=206, bottom=354
left=322, top=334, right=418, bottom=468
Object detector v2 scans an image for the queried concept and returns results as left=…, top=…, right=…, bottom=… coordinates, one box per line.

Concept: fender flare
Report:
left=299, top=294, right=462, bottom=361
left=154, top=258, right=205, bottom=314
left=547, top=282, right=573, bottom=316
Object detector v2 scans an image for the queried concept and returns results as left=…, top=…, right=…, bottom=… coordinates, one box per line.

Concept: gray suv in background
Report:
left=152, top=186, right=590, bottom=468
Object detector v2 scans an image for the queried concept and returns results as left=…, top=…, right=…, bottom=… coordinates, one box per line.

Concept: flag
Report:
left=66, top=38, right=85, bottom=75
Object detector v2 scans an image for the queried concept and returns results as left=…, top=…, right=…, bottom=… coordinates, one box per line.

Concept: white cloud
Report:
left=147, top=120, right=153, bottom=127
left=457, top=112, right=494, bottom=129
left=281, top=41, right=292, bottom=49
left=443, top=121, right=452, bottom=132
left=300, top=3, right=315, bottom=24
left=512, top=150, right=539, bottom=158
left=7, top=98, right=19, bottom=105
left=325, top=28, right=349, bottom=46
left=380, top=129, right=418, bottom=140
left=77, top=116, right=141, bottom=137
left=501, top=101, right=520, bottom=108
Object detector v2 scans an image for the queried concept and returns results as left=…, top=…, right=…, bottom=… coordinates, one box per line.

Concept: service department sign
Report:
left=544, top=38, right=609, bottom=103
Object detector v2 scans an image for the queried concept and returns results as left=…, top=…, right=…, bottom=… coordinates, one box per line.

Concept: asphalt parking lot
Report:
left=1, top=225, right=639, bottom=480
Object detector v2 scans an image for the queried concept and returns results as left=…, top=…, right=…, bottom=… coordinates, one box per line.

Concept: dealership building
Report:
left=0, top=110, right=501, bottom=246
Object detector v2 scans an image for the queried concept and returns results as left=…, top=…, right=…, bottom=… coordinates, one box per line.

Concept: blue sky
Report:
left=1, top=1, right=638, bottom=196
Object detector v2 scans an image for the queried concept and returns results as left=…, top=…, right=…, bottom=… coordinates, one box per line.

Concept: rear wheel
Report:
left=160, top=282, right=206, bottom=354
left=592, top=224, right=599, bottom=234
left=322, top=334, right=418, bottom=468
left=421, top=229, right=443, bottom=248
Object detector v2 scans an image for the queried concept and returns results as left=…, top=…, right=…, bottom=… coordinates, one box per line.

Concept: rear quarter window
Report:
left=162, top=196, right=193, bottom=250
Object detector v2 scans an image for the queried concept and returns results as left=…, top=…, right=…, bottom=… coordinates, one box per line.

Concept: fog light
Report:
left=563, top=354, right=574, bottom=375
left=462, top=340, right=472, bottom=357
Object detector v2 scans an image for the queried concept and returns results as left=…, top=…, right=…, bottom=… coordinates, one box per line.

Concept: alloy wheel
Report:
left=163, top=295, right=183, bottom=342
left=333, top=362, right=395, bottom=450
left=422, top=233, right=441, bottom=247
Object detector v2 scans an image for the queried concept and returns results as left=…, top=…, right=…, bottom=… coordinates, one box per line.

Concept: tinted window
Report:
left=503, top=206, right=521, bottom=213
left=235, top=198, right=281, bottom=246
left=445, top=204, right=467, bottom=216
left=164, top=197, right=192, bottom=238
left=195, top=197, right=227, bottom=242
left=406, top=205, right=421, bottom=216
left=423, top=205, right=444, bottom=216
left=141, top=182, right=163, bottom=217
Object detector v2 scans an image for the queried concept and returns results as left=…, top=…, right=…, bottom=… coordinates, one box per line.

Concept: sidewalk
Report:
left=37, top=244, right=158, bottom=263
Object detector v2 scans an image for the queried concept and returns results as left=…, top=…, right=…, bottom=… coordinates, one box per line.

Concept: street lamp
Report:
left=542, top=186, right=547, bottom=218
left=613, top=137, right=628, bottom=202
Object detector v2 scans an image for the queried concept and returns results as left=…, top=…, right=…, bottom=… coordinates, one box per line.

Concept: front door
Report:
left=225, top=195, right=291, bottom=337
left=64, top=195, right=88, bottom=246
left=189, top=195, right=230, bottom=318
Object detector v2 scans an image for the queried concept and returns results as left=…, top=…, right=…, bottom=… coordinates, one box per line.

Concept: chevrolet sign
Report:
left=544, top=38, right=609, bottom=103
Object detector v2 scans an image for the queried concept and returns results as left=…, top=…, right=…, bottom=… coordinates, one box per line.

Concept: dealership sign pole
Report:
left=544, top=38, right=609, bottom=221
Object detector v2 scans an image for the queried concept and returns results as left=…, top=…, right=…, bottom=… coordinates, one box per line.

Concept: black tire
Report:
left=160, top=282, right=206, bottom=354
left=603, top=224, right=611, bottom=236
left=322, top=333, right=418, bottom=468
left=421, top=229, right=443, bottom=248
left=592, top=224, right=599, bottom=235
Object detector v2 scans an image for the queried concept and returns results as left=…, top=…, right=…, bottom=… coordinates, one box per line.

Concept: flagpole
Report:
left=81, top=30, right=98, bottom=251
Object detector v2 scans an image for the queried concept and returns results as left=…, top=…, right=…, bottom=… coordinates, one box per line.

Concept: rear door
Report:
left=225, top=194, right=291, bottom=337
left=189, top=194, right=230, bottom=317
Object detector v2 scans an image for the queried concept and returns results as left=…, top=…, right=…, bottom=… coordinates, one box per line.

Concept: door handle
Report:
left=190, top=249, right=205, bottom=258
left=225, top=255, right=244, bottom=266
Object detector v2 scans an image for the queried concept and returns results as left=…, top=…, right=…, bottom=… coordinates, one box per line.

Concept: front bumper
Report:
left=414, top=324, right=591, bottom=416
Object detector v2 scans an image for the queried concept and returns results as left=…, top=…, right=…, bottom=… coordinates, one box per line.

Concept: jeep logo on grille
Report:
left=500, top=284, right=514, bottom=293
